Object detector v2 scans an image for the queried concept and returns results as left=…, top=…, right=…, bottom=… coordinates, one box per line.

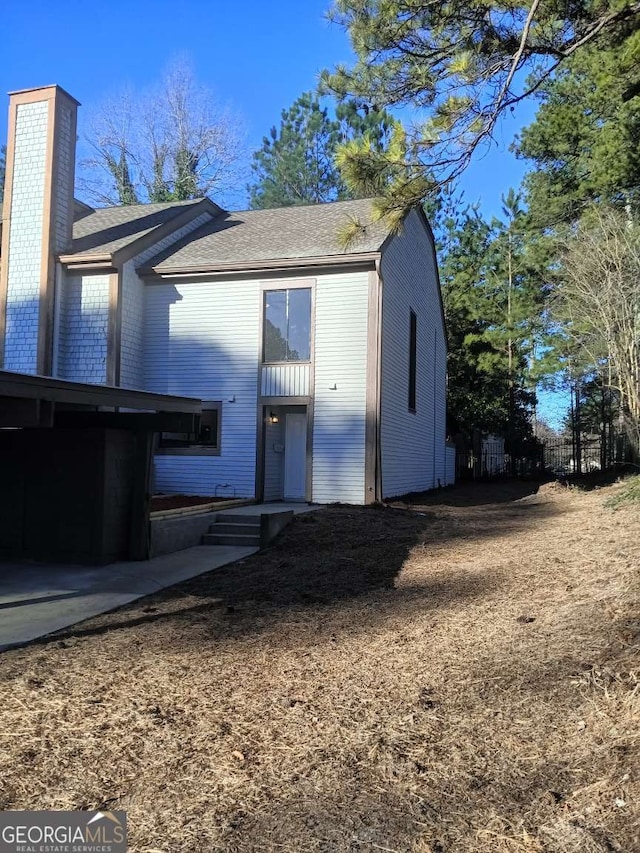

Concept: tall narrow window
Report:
left=408, top=310, right=417, bottom=412
left=263, top=288, right=311, bottom=362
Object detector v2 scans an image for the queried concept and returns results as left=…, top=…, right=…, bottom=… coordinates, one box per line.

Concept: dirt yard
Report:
left=0, top=480, right=638, bottom=852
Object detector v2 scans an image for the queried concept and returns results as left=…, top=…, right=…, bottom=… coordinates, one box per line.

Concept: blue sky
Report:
left=2, top=0, right=534, bottom=215
left=2, top=0, right=568, bottom=425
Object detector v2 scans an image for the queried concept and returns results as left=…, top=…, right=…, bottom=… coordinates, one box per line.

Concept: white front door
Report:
left=284, top=412, right=307, bottom=501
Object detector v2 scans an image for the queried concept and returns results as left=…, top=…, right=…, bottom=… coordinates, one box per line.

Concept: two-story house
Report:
left=0, top=84, right=450, bottom=506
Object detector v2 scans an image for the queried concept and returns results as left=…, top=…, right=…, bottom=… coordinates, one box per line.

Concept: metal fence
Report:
left=542, top=430, right=633, bottom=476
left=452, top=428, right=636, bottom=483
left=455, top=445, right=544, bottom=481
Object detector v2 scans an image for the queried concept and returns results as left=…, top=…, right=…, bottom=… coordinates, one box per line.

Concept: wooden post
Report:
left=129, top=430, right=154, bottom=560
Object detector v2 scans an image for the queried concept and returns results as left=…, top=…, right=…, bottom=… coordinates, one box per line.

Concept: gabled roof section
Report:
left=139, top=198, right=394, bottom=275
left=59, top=197, right=221, bottom=266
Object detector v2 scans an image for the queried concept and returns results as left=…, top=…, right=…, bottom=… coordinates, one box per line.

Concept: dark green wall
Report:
left=0, top=428, right=138, bottom=564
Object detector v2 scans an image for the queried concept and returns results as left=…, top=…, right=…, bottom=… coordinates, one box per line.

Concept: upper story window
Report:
left=263, top=288, right=311, bottom=362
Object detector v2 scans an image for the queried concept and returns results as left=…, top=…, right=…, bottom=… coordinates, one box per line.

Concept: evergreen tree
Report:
left=515, top=41, right=640, bottom=453
left=440, top=192, right=545, bottom=449
left=516, top=42, right=640, bottom=227
left=248, top=93, right=347, bottom=209
left=248, top=92, right=394, bottom=209
left=322, top=1, right=640, bottom=214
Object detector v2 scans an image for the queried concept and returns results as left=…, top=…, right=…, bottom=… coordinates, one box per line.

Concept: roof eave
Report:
left=138, top=250, right=382, bottom=279
left=57, top=254, right=114, bottom=269
left=0, top=368, right=201, bottom=413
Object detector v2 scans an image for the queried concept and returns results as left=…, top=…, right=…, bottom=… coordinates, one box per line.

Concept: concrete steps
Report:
left=202, top=514, right=261, bottom=547
left=201, top=509, right=296, bottom=550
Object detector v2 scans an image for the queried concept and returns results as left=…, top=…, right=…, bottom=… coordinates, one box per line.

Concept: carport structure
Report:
left=0, top=370, right=201, bottom=564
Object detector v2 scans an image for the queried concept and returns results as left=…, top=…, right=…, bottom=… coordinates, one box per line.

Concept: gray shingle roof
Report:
left=142, top=198, right=392, bottom=272
left=69, top=199, right=207, bottom=258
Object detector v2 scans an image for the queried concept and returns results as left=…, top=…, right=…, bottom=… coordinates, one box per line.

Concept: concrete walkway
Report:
left=0, top=544, right=256, bottom=651
left=0, top=502, right=322, bottom=652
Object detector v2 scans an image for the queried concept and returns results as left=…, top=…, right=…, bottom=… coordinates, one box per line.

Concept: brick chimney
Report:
left=0, top=85, right=79, bottom=375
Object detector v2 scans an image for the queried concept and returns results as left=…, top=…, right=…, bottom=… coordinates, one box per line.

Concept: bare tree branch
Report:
left=555, top=206, right=640, bottom=450
left=77, top=58, right=248, bottom=207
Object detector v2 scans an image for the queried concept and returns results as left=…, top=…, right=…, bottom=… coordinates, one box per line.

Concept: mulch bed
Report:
left=150, top=494, right=229, bottom=512
left=0, top=480, right=638, bottom=852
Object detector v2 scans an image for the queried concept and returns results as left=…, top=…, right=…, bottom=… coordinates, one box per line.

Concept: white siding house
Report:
left=144, top=277, right=261, bottom=498
left=379, top=208, right=448, bottom=497
left=0, top=84, right=448, bottom=505
left=312, top=270, right=370, bottom=504
left=141, top=267, right=373, bottom=504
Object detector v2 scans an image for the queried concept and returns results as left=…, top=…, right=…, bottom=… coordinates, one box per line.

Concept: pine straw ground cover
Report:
left=0, top=481, right=639, bottom=853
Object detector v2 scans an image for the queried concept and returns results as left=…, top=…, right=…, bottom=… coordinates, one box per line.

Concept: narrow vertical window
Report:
left=263, top=288, right=311, bottom=362
left=408, top=310, right=417, bottom=412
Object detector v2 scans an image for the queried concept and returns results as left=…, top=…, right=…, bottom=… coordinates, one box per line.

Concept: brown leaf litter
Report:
left=0, top=480, right=638, bottom=852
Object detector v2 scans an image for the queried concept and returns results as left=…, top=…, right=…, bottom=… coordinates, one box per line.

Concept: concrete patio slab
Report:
left=0, top=544, right=256, bottom=652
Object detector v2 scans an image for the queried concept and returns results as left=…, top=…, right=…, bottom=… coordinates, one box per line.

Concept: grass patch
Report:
left=605, top=473, right=640, bottom=508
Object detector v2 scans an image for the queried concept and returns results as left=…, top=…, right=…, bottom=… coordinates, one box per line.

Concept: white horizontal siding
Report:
left=120, top=212, right=214, bottom=390
left=312, top=271, right=369, bottom=504
left=144, top=279, right=261, bottom=497
left=261, top=363, right=310, bottom=396
left=143, top=269, right=370, bottom=503
left=379, top=208, right=447, bottom=498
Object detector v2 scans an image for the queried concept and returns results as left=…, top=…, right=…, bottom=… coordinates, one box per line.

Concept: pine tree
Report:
left=248, top=93, right=394, bottom=209
left=516, top=42, right=640, bottom=227
left=248, top=93, right=347, bottom=209
left=440, top=192, right=545, bottom=449
left=322, top=1, right=640, bottom=213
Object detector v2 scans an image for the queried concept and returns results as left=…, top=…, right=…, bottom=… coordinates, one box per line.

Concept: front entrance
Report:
left=284, top=412, right=307, bottom=501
